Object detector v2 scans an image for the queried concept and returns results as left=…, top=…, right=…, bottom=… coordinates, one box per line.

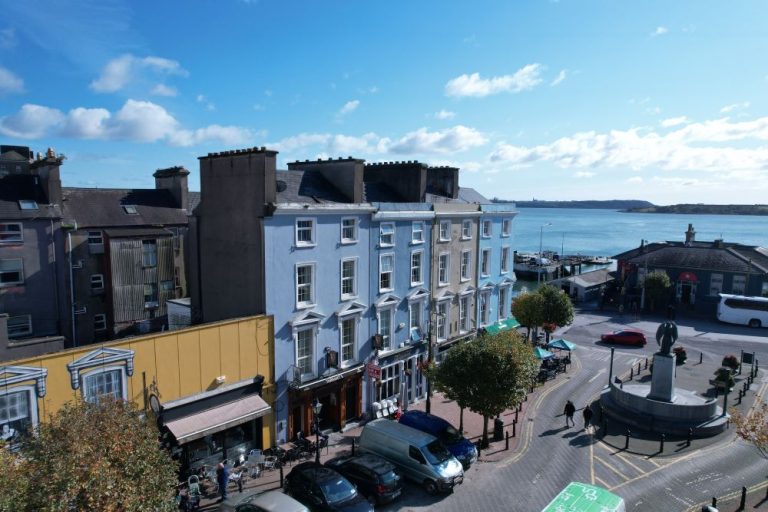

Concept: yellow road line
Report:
left=594, top=456, right=630, bottom=481
left=594, top=476, right=611, bottom=489
left=614, top=452, right=646, bottom=475
left=684, top=480, right=768, bottom=512
left=644, top=456, right=660, bottom=467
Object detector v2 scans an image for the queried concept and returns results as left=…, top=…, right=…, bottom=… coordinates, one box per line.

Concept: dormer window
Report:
left=122, top=205, right=138, bottom=214
left=18, top=200, right=38, bottom=211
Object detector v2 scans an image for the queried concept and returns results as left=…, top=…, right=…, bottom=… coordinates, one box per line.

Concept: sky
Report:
left=1, top=0, right=767, bottom=205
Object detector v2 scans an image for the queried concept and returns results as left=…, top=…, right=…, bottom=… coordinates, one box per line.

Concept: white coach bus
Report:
left=717, top=293, right=768, bottom=328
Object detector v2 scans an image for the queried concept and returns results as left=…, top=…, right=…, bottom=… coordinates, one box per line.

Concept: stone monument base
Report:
left=648, top=353, right=676, bottom=402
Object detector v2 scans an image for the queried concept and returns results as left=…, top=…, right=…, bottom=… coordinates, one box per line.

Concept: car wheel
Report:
left=424, top=480, right=438, bottom=495
left=749, top=319, right=761, bottom=328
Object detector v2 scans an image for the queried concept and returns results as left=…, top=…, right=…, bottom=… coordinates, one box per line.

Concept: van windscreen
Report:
left=425, top=440, right=452, bottom=464
left=441, top=425, right=463, bottom=444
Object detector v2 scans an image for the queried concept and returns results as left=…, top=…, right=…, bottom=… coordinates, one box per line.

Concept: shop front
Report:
left=157, top=375, right=271, bottom=476
left=287, top=364, right=363, bottom=440
left=368, top=342, right=427, bottom=416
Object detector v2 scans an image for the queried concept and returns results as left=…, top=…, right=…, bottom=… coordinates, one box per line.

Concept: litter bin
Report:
left=493, top=417, right=504, bottom=441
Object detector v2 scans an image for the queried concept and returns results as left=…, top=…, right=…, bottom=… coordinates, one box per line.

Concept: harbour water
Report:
left=511, top=207, right=768, bottom=293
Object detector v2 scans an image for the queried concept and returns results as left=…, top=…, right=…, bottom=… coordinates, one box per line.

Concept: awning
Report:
left=165, top=393, right=271, bottom=444
left=293, top=363, right=365, bottom=392
left=534, top=347, right=555, bottom=360
left=678, top=271, right=698, bottom=283
left=483, top=317, right=520, bottom=335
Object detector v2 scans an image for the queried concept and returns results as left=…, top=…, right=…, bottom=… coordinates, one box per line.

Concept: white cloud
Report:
left=196, top=94, right=216, bottom=111
left=445, top=64, right=544, bottom=97
left=0, top=28, right=16, bottom=49
left=368, top=86, right=379, bottom=94
left=574, top=171, right=595, bottom=178
left=651, top=26, right=668, bottom=37
left=627, top=176, right=644, bottom=184
left=660, top=116, right=689, bottom=127
left=389, top=125, right=487, bottom=154
left=720, top=101, right=750, bottom=113
left=338, top=100, right=360, bottom=116
left=0, top=100, right=253, bottom=147
left=151, top=84, right=177, bottom=97
left=489, top=116, right=768, bottom=177
left=0, top=66, right=24, bottom=94
left=551, top=70, right=567, bottom=86
left=90, top=54, right=188, bottom=93
left=435, top=109, right=456, bottom=120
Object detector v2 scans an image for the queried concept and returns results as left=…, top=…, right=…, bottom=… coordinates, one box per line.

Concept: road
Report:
left=380, top=311, right=768, bottom=511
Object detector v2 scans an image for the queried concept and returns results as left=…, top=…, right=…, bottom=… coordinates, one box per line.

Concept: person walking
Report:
left=582, top=404, right=594, bottom=431
left=564, top=400, right=576, bottom=427
left=216, top=461, right=229, bottom=501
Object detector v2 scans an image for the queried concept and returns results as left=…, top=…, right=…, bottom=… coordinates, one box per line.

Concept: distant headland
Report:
left=494, top=199, right=768, bottom=215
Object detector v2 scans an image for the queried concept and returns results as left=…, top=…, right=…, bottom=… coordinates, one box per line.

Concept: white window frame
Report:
left=7, top=314, right=32, bottom=338
left=480, top=291, right=491, bottom=326
left=295, top=325, right=317, bottom=380
left=340, top=258, right=357, bottom=300
left=410, top=250, right=423, bottom=287
left=87, top=230, right=103, bottom=245
left=0, top=258, right=24, bottom=287
left=461, top=219, right=472, bottom=240
left=379, top=222, right=395, bottom=247
left=709, top=273, right=723, bottom=296
left=296, top=263, right=316, bottom=308
left=499, top=287, right=509, bottom=320
left=501, top=246, right=510, bottom=274
left=481, top=249, right=491, bottom=277
left=82, top=366, right=127, bottom=403
left=0, top=223, right=22, bottom=244
left=436, top=300, right=449, bottom=341
left=459, top=295, right=470, bottom=333
left=411, top=221, right=424, bottom=244
left=501, top=219, right=511, bottom=237
left=482, top=220, right=492, bottom=238
left=460, top=250, right=471, bottom=282
left=732, top=274, right=747, bottom=295
left=341, top=217, right=357, bottom=244
left=439, top=220, right=451, bottom=242
left=90, top=274, right=105, bottom=291
left=94, top=314, right=107, bottom=331
left=409, top=300, right=424, bottom=339
left=295, top=218, right=315, bottom=247
left=377, top=307, right=394, bottom=352
left=0, top=385, right=38, bottom=433
left=340, top=316, right=358, bottom=366
left=142, top=240, right=157, bottom=267
left=438, top=252, right=450, bottom=286
left=379, top=253, right=394, bottom=292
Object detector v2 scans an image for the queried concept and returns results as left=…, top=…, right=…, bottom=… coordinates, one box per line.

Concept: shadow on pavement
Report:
left=539, top=426, right=569, bottom=437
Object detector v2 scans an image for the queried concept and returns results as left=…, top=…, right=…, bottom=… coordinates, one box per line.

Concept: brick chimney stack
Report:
left=685, top=223, right=696, bottom=245
left=153, top=166, right=190, bottom=211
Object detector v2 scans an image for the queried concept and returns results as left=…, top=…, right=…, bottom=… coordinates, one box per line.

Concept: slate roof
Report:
left=615, top=241, right=768, bottom=275
left=62, top=188, right=188, bottom=228
left=275, top=170, right=352, bottom=204
left=426, top=187, right=488, bottom=204
left=0, top=174, right=61, bottom=220
left=188, top=191, right=201, bottom=213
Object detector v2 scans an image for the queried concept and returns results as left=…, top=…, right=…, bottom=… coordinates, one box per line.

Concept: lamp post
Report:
left=538, top=223, right=552, bottom=285
left=311, top=398, right=322, bottom=464
left=425, top=303, right=445, bottom=415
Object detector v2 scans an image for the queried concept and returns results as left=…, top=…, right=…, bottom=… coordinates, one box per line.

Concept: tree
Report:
left=427, top=331, right=539, bottom=447
left=1, top=397, right=178, bottom=512
left=730, top=401, right=768, bottom=459
left=537, top=285, right=574, bottom=343
left=643, top=270, right=672, bottom=311
left=512, top=292, right=544, bottom=341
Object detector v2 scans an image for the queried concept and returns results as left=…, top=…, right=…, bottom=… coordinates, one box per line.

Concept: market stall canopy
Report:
left=547, top=338, right=576, bottom=351
left=483, top=317, right=521, bottom=335
left=534, top=347, right=555, bottom=360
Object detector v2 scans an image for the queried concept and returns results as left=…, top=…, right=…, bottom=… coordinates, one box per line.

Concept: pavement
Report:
left=190, top=306, right=768, bottom=512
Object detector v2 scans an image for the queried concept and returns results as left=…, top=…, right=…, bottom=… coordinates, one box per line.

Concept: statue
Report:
left=655, top=321, right=678, bottom=355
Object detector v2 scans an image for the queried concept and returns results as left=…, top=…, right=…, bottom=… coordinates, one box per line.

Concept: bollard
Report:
left=743, top=382, right=748, bottom=394
left=512, top=419, right=517, bottom=438
left=687, top=428, right=693, bottom=447
left=637, top=362, right=641, bottom=374
left=506, top=431, right=510, bottom=450
left=699, top=352, right=703, bottom=364
left=659, top=433, right=665, bottom=453
left=477, top=442, right=482, bottom=460
left=645, top=358, right=649, bottom=369
left=630, top=367, right=634, bottom=380
left=518, top=403, right=523, bottom=412
left=515, top=409, right=519, bottom=423
left=740, top=486, right=746, bottom=510
left=624, top=429, right=631, bottom=450
left=279, top=463, right=284, bottom=488
left=712, top=497, right=717, bottom=507
left=351, top=438, right=356, bottom=456
left=738, top=389, right=743, bottom=404
left=620, top=380, right=624, bottom=389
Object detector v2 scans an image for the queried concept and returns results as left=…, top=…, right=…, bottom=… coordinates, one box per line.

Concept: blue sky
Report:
left=1, top=0, right=767, bottom=205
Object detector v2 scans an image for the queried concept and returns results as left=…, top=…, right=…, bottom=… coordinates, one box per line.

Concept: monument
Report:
left=647, top=321, right=678, bottom=402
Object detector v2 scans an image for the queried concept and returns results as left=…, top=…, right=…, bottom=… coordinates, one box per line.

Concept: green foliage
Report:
left=537, top=285, right=574, bottom=342
left=643, top=271, right=672, bottom=310
left=0, top=442, right=29, bottom=510
left=511, top=293, right=544, bottom=340
left=429, top=331, right=539, bottom=446
left=673, top=346, right=687, bottom=366
left=721, top=354, right=739, bottom=371
left=713, top=367, right=735, bottom=389
left=0, top=398, right=178, bottom=512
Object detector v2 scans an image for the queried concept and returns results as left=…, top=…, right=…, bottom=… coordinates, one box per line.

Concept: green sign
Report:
left=542, top=482, right=625, bottom=512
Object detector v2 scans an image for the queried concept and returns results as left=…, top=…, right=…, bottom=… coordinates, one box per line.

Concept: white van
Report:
left=358, top=419, right=463, bottom=495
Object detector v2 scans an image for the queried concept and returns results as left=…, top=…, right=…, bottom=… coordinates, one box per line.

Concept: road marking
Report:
left=594, top=456, right=630, bottom=481
left=644, top=456, right=660, bottom=467
left=588, top=369, right=606, bottom=383
left=685, top=480, right=768, bottom=512
left=590, top=433, right=595, bottom=485
left=614, top=452, right=646, bottom=474
left=595, top=476, right=611, bottom=489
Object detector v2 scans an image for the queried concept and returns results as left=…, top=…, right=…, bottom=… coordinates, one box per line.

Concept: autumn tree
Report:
left=427, top=331, right=538, bottom=447
left=512, top=292, right=544, bottom=341
left=730, top=401, right=768, bottom=459
left=537, top=285, right=574, bottom=343
left=1, top=397, right=178, bottom=512
left=643, top=270, right=672, bottom=311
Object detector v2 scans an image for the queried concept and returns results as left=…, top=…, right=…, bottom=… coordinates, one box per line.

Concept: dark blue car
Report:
left=398, top=411, right=478, bottom=469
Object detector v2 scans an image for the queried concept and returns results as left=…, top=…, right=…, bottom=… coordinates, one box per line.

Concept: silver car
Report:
left=219, top=490, right=309, bottom=512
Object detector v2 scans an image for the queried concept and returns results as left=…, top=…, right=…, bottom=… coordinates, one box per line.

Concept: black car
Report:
left=284, top=462, right=374, bottom=512
left=324, top=454, right=402, bottom=505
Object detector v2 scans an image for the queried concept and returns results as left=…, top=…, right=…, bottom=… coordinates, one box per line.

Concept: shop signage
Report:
left=367, top=362, right=381, bottom=379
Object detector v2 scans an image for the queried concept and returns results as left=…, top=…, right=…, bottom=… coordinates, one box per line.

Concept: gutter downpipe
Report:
left=66, top=221, right=77, bottom=347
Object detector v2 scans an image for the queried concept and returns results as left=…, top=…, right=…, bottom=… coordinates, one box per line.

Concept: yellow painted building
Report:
left=0, top=315, right=274, bottom=473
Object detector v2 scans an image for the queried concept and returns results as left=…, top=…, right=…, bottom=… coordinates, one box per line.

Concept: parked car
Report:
left=324, top=454, right=402, bottom=505
left=358, top=418, right=463, bottom=495
left=398, top=410, right=477, bottom=469
left=600, top=329, right=647, bottom=346
left=284, top=461, right=374, bottom=512
left=220, top=490, right=309, bottom=512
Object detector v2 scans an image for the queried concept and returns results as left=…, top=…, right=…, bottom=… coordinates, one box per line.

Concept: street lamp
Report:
left=538, top=223, right=552, bottom=285
left=311, top=398, right=322, bottom=464
left=425, top=304, right=445, bottom=415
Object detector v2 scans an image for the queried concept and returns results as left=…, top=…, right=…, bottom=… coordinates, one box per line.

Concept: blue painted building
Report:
left=477, top=203, right=519, bottom=329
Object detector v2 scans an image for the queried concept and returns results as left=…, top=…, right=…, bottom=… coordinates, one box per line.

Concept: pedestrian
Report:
left=563, top=400, right=576, bottom=427
left=216, top=461, right=229, bottom=501
left=583, top=404, right=593, bottom=430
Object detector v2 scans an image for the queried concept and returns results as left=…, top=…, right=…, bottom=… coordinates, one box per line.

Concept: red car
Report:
left=601, top=329, right=647, bottom=346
